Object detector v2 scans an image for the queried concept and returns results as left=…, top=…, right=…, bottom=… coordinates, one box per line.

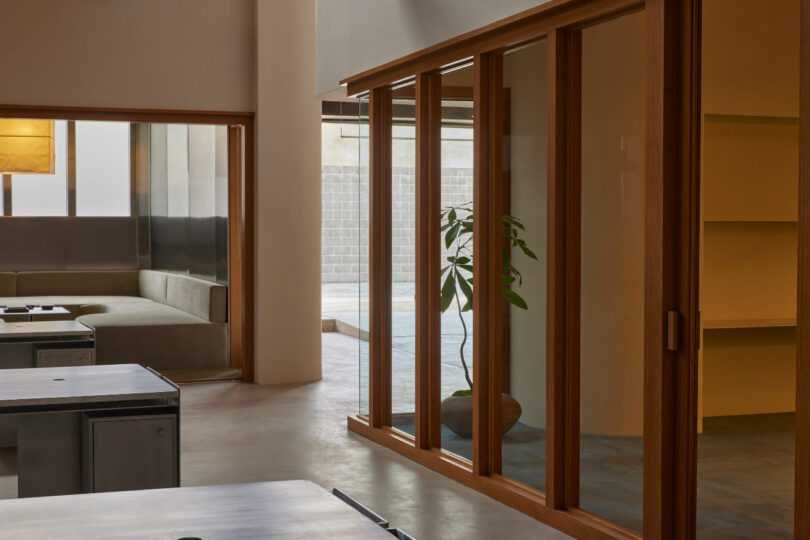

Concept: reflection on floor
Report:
left=398, top=412, right=794, bottom=537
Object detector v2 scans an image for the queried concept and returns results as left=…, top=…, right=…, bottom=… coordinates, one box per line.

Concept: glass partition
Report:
left=390, top=84, right=417, bottom=431
left=439, top=63, right=475, bottom=460
left=359, top=96, right=370, bottom=417
left=579, top=10, right=646, bottom=533
left=500, top=39, right=548, bottom=492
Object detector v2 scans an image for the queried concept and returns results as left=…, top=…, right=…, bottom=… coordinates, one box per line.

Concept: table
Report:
left=0, top=364, right=180, bottom=498
left=0, top=321, right=97, bottom=445
left=0, top=480, right=393, bottom=539
left=0, top=320, right=95, bottom=368
left=1, top=306, right=70, bottom=321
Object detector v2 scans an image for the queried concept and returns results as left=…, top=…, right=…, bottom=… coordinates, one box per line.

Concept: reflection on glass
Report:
left=391, top=88, right=417, bottom=431
left=359, top=96, right=370, bottom=417
left=500, top=39, right=548, bottom=492
left=439, top=64, right=475, bottom=461
left=11, top=120, right=68, bottom=216
left=579, top=11, right=646, bottom=533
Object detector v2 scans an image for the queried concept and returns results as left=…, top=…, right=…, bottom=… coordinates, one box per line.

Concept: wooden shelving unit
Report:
left=699, top=111, right=798, bottom=422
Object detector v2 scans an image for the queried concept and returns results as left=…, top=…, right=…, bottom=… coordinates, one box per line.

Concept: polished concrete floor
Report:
left=0, top=332, right=570, bottom=540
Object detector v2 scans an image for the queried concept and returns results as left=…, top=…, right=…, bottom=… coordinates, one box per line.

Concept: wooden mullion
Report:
left=487, top=54, right=505, bottom=475
left=546, top=27, right=582, bottom=511
left=797, top=0, right=810, bottom=536
left=368, top=88, right=393, bottom=429
left=564, top=29, right=582, bottom=510
left=415, top=72, right=442, bottom=449
left=472, top=53, right=493, bottom=476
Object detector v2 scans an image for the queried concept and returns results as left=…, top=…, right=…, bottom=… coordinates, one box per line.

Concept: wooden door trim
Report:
left=546, top=27, right=582, bottom=511
left=797, top=1, right=810, bottom=536
left=643, top=0, right=701, bottom=537
left=228, top=126, right=246, bottom=379
left=368, top=88, right=393, bottom=428
left=0, top=104, right=256, bottom=383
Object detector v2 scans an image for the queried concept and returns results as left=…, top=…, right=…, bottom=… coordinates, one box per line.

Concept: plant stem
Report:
left=453, top=280, right=473, bottom=391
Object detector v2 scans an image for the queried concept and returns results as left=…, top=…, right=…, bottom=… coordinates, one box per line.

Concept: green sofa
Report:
left=0, top=270, right=228, bottom=370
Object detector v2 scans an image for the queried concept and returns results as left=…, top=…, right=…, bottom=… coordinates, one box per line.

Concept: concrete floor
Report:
left=0, top=332, right=570, bottom=540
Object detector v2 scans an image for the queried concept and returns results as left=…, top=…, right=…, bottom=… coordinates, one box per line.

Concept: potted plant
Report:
left=439, top=202, right=537, bottom=438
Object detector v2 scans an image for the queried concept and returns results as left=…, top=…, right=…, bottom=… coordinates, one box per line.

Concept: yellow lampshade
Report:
left=0, top=119, right=55, bottom=174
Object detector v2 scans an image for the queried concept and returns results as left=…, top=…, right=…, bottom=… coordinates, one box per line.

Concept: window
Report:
left=75, top=121, right=131, bottom=216
left=1, top=119, right=132, bottom=217
left=11, top=120, right=68, bottom=216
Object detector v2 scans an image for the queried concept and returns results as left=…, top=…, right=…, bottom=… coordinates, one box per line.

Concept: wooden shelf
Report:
left=703, top=318, right=797, bottom=330
left=704, top=220, right=797, bottom=224
left=705, top=112, right=798, bottom=122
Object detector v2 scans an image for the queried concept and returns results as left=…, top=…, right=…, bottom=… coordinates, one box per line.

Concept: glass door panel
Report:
left=390, top=83, right=417, bottom=433
left=579, top=10, right=646, bottom=533
left=439, top=63, right=475, bottom=460
left=501, top=39, right=548, bottom=492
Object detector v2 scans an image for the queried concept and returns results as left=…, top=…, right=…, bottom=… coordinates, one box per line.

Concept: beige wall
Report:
left=0, top=0, right=324, bottom=385
left=315, top=0, right=553, bottom=95
left=254, top=0, right=322, bottom=384
left=0, top=0, right=254, bottom=111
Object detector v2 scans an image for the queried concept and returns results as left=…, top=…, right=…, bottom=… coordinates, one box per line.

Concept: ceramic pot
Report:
left=440, top=393, right=522, bottom=438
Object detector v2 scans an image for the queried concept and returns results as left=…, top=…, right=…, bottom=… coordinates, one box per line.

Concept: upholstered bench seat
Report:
left=0, top=270, right=228, bottom=370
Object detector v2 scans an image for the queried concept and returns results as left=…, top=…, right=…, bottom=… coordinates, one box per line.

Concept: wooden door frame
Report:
left=0, top=104, right=256, bottom=383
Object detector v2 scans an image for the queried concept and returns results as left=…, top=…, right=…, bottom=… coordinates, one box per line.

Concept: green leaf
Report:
left=520, top=244, right=538, bottom=260
left=440, top=265, right=451, bottom=275
left=503, top=215, right=525, bottom=230
left=502, top=275, right=516, bottom=286
left=452, top=389, right=472, bottom=397
left=440, top=272, right=456, bottom=313
left=502, top=288, right=528, bottom=309
left=461, top=301, right=472, bottom=312
left=445, top=222, right=461, bottom=249
left=457, top=273, right=474, bottom=308
left=455, top=256, right=470, bottom=265
left=448, top=208, right=457, bottom=223
left=459, top=264, right=474, bottom=273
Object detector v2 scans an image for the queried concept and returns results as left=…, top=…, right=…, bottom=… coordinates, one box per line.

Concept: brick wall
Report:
left=322, top=165, right=473, bottom=283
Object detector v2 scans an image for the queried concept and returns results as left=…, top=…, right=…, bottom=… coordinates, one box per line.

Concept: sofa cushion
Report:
left=0, top=295, right=152, bottom=321
left=0, top=273, right=15, bottom=296
left=166, top=273, right=227, bottom=323
left=138, top=270, right=168, bottom=304
left=77, top=306, right=228, bottom=370
left=16, top=271, right=139, bottom=297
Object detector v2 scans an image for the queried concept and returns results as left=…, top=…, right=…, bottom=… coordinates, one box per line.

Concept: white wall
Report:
left=255, top=0, right=323, bottom=384
left=0, top=0, right=255, bottom=111
left=315, top=0, right=551, bottom=95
